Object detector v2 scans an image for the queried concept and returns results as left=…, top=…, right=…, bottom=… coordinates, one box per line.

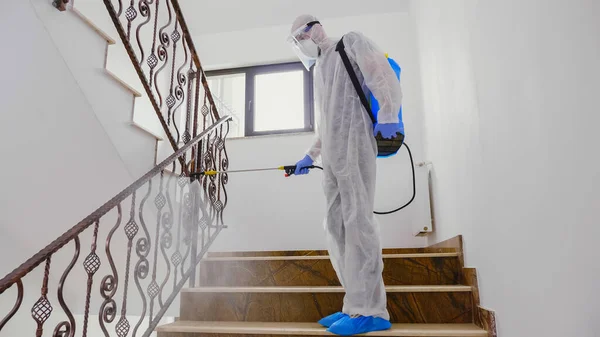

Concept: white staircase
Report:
left=30, top=0, right=166, bottom=178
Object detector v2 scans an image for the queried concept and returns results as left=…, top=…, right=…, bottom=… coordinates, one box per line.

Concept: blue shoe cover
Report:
left=318, top=312, right=348, bottom=328
left=327, top=316, right=392, bottom=336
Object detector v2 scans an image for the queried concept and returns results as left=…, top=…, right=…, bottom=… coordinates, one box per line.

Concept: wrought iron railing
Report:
left=98, top=0, right=223, bottom=154
left=0, top=116, right=232, bottom=337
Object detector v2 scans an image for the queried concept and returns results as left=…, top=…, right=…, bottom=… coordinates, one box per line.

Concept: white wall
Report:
left=191, top=12, right=430, bottom=251
left=411, top=0, right=600, bottom=336
left=0, top=0, right=136, bottom=276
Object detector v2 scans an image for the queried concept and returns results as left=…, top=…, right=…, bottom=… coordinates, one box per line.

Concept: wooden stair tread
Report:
left=71, top=7, right=116, bottom=45
left=202, top=253, right=460, bottom=262
left=157, top=321, right=488, bottom=336
left=104, top=69, right=142, bottom=97
left=207, top=248, right=458, bottom=258
left=182, top=285, right=472, bottom=293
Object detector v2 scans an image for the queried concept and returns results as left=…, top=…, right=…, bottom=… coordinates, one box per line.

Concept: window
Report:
left=207, top=63, right=314, bottom=138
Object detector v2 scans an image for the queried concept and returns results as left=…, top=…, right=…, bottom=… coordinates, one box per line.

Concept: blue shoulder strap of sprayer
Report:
left=335, top=36, right=377, bottom=125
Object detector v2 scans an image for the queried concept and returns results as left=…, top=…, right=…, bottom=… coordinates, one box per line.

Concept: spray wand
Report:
left=192, top=165, right=323, bottom=178
left=189, top=143, right=415, bottom=215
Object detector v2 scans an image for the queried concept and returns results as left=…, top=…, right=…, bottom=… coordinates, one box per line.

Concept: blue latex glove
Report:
left=294, top=155, right=314, bottom=175
left=327, top=316, right=392, bottom=336
left=374, top=123, right=402, bottom=139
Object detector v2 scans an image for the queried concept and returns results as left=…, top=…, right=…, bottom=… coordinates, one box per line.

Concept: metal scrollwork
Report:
left=53, top=237, right=80, bottom=337
left=99, top=203, right=122, bottom=336
left=132, top=181, right=152, bottom=337
left=32, top=258, right=53, bottom=337
left=0, top=280, right=23, bottom=332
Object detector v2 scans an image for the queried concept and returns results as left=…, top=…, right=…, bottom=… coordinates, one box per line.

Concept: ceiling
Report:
left=178, top=0, right=410, bottom=35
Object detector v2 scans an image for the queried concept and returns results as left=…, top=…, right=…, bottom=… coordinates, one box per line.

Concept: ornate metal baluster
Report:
left=198, top=143, right=209, bottom=247
left=182, top=67, right=194, bottom=145
left=136, top=0, right=152, bottom=66
left=179, top=172, right=192, bottom=277
left=171, top=162, right=185, bottom=288
left=202, top=131, right=213, bottom=207
left=0, top=280, right=23, bottom=332
left=192, top=71, right=201, bottom=139
left=115, top=193, right=139, bottom=337
left=99, top=204, right=123, bottom=337
left=132, top=181, right=152, bottom=337
left=208, top=172, right=218, bottom=235
left=173, top=55, right=189, bottom=141
left=82, top=221, right=101, bottom=337
left=220, top=122, right=231, bottom=226
left=53, top=237, right=80, bottom=337
left=200, top=99, right=213, bottom=217
left=201, top=98, right=210, bottom=134
left=213, top=131, right=225, bottom=227
left=212, top=133, right=221, bottom=228
left=207, top=96, right=215, bottom=127
left=125, top=0, right=137, bottom=40
left=147, top=0, right=161, bottom=87
left=158, top=165, right=175, bottom=306
left=166, top=20, right=180, bottom=127
left=189, top=71, right=202, bottom=170
left=148, top=171, right=165, bottom=323
left=167, top=21, right=189, bottom=142
left=153, top=0, right=173, bottom=110
left=32, top=258, right=53, bottom=337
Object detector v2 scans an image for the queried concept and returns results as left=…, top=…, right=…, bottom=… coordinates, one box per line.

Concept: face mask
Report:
left=299, top=39, right=319, bottom=59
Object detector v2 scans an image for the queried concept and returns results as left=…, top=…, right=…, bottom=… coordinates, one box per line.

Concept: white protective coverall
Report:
left=292, top=15, right=403, bottom=319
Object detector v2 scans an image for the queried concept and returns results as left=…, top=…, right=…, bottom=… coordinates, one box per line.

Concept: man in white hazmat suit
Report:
left=287, top=15, right=403, bottom=336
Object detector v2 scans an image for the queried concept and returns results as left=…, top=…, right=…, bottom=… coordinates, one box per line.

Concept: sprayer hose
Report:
left=309, top=143, right=415, bottom=215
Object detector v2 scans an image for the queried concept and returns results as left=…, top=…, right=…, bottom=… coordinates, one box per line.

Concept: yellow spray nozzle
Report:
left=203, top=170, right=218, bottom=176
left=277, top=166, right=285, bottom=170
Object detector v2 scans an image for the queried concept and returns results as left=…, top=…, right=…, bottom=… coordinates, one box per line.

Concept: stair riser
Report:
left=200, top=257, right=461, bottom=287
left=180, top=292, right=473, bottom=324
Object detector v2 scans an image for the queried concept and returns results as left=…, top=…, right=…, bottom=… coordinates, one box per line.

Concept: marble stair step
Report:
left=183, top=285, right=472, bottom=293
left=207, top=248, right=458, bottom=258
left=180, top=286, right=474, bottom=324
left=200, top=253, right=462, bottom=287
left=156, top=321, right=488, bottom=337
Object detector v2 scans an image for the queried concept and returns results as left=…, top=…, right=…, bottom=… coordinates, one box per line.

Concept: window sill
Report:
left=227, top=131, right=315, bottom=141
